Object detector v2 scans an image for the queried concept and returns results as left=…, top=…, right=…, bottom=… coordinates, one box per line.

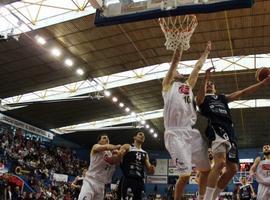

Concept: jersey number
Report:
left=183, top=96, right=191, bottom=104
left=223, top=132, right=229, bottom=140
left=136, top=152, right=142, bottom=161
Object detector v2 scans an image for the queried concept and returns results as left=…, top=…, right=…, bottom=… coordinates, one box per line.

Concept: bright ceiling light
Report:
left=64, top=58, right=73, bottom=67
left=150, top=129, right=154, bottom=133
left=153, top=133, right=158, bottom=138
left=51, top=48, right=61, bottom=57
left=35, top=36, right=46, bottom=45
left=76, top=68, right=84, bottom=75
left=125, top=107, right=130, bottom=112
left=145, top=124, right=150, bottom=129
left=141, top=120, right=146, bottom=125
left=119, top=102, right=124, bottom=107
left=112, top=97, right=118, bottom=102
left=104, top=90, right=111, bottom=97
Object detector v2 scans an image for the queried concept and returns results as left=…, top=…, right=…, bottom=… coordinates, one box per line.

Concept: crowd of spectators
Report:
left=0, top=127, right=88, bottom=199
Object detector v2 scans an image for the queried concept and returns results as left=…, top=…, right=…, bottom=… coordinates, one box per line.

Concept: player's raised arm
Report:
left=226, top=75, right=270, bottom=102
left=187, top=41, right=211, bottom=88
left=196, top=67, right=215, bottom=106
left=162, top=48, right=183, bottom=91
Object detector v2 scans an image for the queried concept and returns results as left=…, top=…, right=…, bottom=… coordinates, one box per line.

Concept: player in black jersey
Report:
left=196, top=68, right=270, bottom=200
left=237, top=176, right=255, bottom=200
left=116, top=132, right=155, bottom=200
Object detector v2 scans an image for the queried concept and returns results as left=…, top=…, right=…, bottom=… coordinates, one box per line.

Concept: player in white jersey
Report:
left=162, top=41, right=211, bottom=200
left=249, top=144, right=270, bottom=200
left=78, top=134, right=121, bottom=200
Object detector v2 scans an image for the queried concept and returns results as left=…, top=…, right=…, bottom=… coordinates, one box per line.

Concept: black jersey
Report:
left=121, top=145, right=147, bottom=179
left=199, top=94, right=232, bottom=124
left=239, top=184, right=252, bottom=199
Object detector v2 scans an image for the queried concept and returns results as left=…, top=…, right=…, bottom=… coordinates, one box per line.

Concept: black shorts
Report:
left=240, top=197, right=252, bottom=200
left=206, top=122, right=239, bottom=164
left=117, top=176, right=144, bottom=200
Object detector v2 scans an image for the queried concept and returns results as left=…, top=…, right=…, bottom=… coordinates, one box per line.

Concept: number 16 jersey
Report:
left=163, top=81, right=197, bottom=129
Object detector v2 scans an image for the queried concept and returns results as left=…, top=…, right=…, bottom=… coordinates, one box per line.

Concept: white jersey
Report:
left=85, top=150, right=116, bottom=184
left=256, top=158, right=270, bottom=186
left=163, top=81, right=197, bottom=129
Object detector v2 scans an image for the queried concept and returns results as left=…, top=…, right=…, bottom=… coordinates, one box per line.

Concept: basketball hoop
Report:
left=159, top=15, right=198, bottom=51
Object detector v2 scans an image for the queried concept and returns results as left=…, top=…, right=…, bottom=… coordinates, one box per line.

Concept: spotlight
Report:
left=104, top=90, right=111, bottom=97
left=119, top=102, right=124, bottom=107
left=153, top=133, right=158, bottom=138
left=64, top=58, right=73, bottom=67
left=51, top=48, right=61, bottom=57
left=125, top=107, right=130, bottom=112
left=76, top=68, right=84, bottom=75
left=150, top=129, right=154, bottom=133
left=145, top=124, right=150, bottom=129
left=112, top=97, right=118, bottom=102
left=35, top=36, right=46, bottom=45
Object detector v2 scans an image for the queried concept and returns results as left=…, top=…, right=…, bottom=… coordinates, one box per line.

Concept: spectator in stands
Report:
left=0, top=126, right=94, bottom=199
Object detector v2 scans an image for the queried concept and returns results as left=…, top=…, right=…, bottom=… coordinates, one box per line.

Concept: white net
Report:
left=159, top=15, right=198, bottom=51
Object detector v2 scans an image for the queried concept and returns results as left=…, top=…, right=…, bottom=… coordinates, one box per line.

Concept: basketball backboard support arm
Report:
left=93, top=0, right=254, bottom=26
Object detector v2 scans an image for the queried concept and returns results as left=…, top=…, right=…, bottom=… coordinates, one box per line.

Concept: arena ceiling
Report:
left=0, top=0, right=270, bottom=150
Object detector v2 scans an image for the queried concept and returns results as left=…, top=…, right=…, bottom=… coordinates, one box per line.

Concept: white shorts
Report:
left=78, top=177, right=104, bottom=200
left=211, top=133, right=231, bottom=155
left=257, top=183, right=270, bottom=200
left=164, top=128, right=211, bottom=175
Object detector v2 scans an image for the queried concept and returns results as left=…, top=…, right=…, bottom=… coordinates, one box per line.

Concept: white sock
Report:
left=203, top=187, right=215, bottom=200
left=212, top=187, right=223, bottom=200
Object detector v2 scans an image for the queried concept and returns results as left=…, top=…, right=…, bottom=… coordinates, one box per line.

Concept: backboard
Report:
left=92, top=0, right=254, bottom=26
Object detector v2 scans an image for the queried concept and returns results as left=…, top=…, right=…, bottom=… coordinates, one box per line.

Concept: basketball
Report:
left=255, top=67, right=270, bottom=82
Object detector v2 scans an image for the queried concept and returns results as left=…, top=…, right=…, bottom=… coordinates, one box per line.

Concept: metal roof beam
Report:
left=53, top=98, right=270, bottom=134
left=3, top=54, right=269, bottom=106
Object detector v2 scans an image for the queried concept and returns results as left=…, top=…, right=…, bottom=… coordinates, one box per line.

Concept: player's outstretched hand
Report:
left=262, top=75, right=270, bottom=86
